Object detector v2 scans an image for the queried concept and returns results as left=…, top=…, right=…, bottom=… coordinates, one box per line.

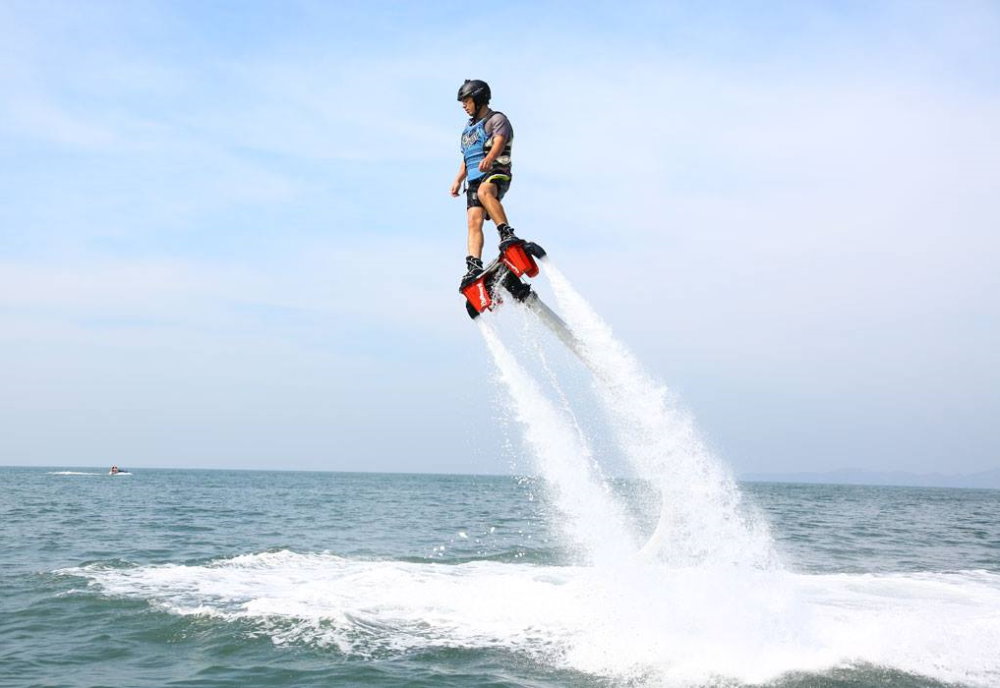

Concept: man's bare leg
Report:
left=467, top=207, right=485, bottom=259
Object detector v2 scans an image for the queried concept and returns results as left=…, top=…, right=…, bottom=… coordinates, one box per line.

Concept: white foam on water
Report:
left=48, top=471, right=101, bottom=476
left=541, top=261, right=778, bottom=570
left=61, top=552, right=1000, bottom=687
left=478, top=320, right=638, bottom=566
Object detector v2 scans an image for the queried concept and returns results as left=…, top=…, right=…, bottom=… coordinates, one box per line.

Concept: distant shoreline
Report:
left=740, top=468, right=1000, bottom=490
left=8, top=464, right=1000, bottom=490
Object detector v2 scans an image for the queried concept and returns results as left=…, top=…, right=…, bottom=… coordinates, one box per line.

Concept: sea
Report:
left=4, top=264, right=999, bottom=687
left=2, top=469, right=999, bottom=688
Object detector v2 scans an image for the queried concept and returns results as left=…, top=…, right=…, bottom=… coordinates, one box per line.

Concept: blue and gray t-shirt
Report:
left=461, top=110, right=513, bottom=182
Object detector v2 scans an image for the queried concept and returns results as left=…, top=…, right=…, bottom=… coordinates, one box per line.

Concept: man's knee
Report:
left=477, top=182, right=498, bottom=201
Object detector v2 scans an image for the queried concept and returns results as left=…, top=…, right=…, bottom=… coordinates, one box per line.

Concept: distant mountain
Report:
left=739, top=467, right=1000, bottom=490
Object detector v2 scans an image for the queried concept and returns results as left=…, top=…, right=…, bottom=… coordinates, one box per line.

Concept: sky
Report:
left=1, top=1, right=998, bottom=477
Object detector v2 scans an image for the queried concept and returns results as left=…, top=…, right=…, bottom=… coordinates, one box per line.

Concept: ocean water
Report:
left=5, top=267, right=999, bottom=687
left=2, top=469, right=999, bottom=688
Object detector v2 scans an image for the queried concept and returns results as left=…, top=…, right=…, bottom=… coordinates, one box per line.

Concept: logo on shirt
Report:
left=462, top=128, right=484, bottom=151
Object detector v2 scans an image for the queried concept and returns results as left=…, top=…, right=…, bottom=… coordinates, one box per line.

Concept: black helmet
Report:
left=457, top=79, right=491, bottom=107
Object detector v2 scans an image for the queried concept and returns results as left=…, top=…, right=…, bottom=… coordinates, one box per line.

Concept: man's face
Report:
left=461, top=97, right=477, bottom=117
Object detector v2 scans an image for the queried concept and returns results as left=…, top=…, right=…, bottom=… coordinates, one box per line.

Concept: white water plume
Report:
left=478, top=320, right=638, bottom=566
left=542, top=261, right=778, bottom=569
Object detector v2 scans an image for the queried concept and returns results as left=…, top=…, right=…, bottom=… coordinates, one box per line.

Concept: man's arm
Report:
left=450, top=160, right=467, bottom=196
left=478, top=135, right=506, bottom=172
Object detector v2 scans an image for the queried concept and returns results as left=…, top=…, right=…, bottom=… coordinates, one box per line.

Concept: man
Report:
left=450, top=79, right=520, bottom=287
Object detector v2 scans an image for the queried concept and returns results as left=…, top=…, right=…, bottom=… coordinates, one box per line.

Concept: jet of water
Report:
left=478, top=320, right=639, bottom=566
left=542, top=261, right=779, bottom=569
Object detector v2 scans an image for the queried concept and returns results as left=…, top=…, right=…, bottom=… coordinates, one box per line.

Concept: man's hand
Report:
left=450, top=180, right=462, bottom=197
left=478, top=158, right=494, bottom=173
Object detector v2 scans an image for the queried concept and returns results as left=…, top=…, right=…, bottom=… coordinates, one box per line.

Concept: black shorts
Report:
left=466, top=173, right=511, bottom=220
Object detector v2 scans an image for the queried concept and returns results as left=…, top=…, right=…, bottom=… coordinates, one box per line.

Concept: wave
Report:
left=59, top=550, right=1000, bottom=687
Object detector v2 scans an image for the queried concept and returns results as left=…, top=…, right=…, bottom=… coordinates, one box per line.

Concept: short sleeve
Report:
left=485, top=112, right=513, bottom=141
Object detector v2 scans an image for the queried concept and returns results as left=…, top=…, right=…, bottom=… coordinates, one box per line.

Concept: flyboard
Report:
left=460, top=239, right=586, bottom=362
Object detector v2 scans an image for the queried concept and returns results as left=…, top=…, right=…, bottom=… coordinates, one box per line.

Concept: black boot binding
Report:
left=460, top=255, right=484, bottom=289
left=497, top=224, right=521, bottom=250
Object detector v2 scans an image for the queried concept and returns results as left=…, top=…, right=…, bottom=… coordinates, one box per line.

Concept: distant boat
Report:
left=109, top=466, right=131, bottom=475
